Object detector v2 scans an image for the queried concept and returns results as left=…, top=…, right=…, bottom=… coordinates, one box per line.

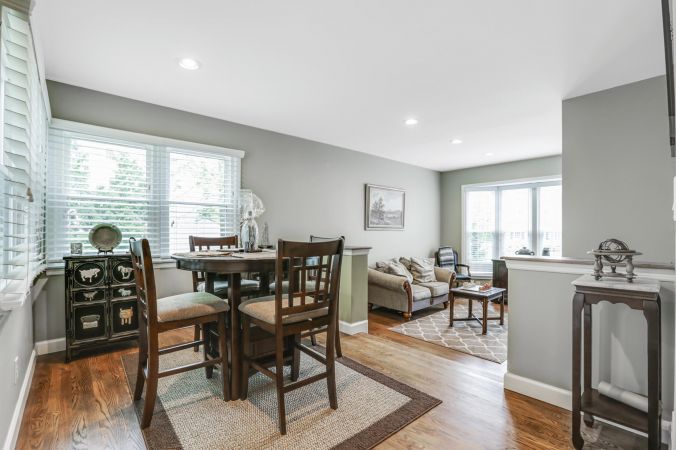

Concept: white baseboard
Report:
left=3, top=349, right=36, bottom=450
left=504, top=371, right=572, bottom=410
left=339, top=320, right=368, bottom=335
left=504, top=371, right=671, bottom=444
left=35, top=337, right=66, bottom=355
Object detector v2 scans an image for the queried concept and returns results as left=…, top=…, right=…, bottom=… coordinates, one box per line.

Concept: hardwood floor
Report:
left=16, top=300, right=656, bottom=449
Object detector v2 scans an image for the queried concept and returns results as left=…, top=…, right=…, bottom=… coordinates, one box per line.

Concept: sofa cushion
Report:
left=409, top=257, right=436, bottom=283
left=418, top=281, right=449, bottom=297
left=410, top=284, right=432, bottom=302
left=385, top=260, right=413, bottom=283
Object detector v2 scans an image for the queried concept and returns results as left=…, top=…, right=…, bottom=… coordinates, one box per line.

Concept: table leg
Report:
left=229, top=273, right=242, bottom=400
left=259, top=271, right=270, bottom=297
left=204, top=273, right=216, bottom=378
left=468, top=296, right=473, bottom=317
left=644, top=299, right=661, bottom=449
left=572, top=292, right=585, bottom=449
left=481, top=298, right=488, bottom=335
left=499, top=293, right=505, bottom=325
left=449, top=291, right=455, bottom=327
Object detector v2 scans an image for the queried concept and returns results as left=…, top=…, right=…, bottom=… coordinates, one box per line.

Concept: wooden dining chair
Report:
left=309, top=235, right=344, bottom=357
left=130, top=238, right=230, bottom=429
left=189, top=235, right=259, bottom=351
left=240, top=238, right=344, bottom=434
left=268, top=235, right=345, bottom=356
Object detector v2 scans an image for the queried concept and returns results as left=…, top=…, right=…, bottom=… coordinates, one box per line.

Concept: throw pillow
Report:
left=398, top=256, right=412, bottom=270
left=409, top=257, right=435, bottom=283
left=374, top=261, right=389, bottom=272
left=386, top=261, right=413, bottom=283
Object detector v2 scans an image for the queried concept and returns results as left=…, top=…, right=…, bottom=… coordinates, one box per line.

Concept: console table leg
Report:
left=583, top=302, right=593, bottom=428
left=572, top=292, right=585, bottom=449
left=644, top=300, right=661, bottom=449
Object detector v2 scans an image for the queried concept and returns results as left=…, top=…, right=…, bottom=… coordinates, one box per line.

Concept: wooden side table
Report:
left=571, top=275, right=661, bottom=449
left=449, top=287, right=506, bottom=335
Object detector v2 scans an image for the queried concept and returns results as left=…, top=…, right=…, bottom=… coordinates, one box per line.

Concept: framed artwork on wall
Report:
left=364, top=184, right=405, bottom=230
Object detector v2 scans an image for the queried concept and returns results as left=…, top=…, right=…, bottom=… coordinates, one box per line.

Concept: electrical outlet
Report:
left=13, top=356, right=19, bottom=385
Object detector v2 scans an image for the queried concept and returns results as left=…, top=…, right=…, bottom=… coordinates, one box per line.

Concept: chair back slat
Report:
left=275, top=238, right=344, bottom=325
left=129, top=238, right=158, bottom=326
left=188, top=235, right=238, bottom=291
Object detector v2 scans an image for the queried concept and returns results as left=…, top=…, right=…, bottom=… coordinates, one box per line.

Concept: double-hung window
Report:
left=47, top=121, right=243, bottom=264
left=462, top=178, right=562, bottom=275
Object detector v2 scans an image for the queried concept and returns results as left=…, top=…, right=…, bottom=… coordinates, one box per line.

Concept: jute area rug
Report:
left=122, top=348, right=440, bottom=449
left=389, top=302, right=508, bottom=363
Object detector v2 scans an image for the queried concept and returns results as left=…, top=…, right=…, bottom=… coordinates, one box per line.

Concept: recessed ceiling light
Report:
left=179, top=58, right=201, bottom=70
left=404, top=118, right=418, bottom=126
left=485, top=152, right=494, bottom=156
left=450, top=139, right=463, bottom=144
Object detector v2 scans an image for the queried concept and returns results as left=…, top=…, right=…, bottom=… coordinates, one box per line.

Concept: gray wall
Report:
left=562, top=75, right=674, bottom=262
left=0, top=300, right=34, bottom=445
left=37, top=80, right=441, bottom=342
left=440, top=156, right=562, bottom=251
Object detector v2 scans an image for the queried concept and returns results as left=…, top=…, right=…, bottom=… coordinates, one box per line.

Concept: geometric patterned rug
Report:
left=389, top=303, right=508, bottom=363
left=122, top=347, right=441, bottom=449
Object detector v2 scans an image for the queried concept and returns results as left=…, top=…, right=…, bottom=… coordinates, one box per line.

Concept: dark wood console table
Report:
left=571, top=275, right=661, bottom=449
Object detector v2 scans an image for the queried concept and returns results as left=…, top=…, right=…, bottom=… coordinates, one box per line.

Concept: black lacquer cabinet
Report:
left=64, top=254, right=138, bottom=361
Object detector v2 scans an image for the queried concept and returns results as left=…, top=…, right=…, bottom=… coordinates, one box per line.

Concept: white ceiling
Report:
left=32, top=0, right=666, bottom=171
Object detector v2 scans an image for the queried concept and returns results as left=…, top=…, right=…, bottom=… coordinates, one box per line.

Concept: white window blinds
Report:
left=47, top=122, right=243, bottom=263
left=0, top=7, right=48, bottom=310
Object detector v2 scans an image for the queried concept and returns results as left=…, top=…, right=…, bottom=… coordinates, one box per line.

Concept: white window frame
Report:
left=47, top=119, right=244, bottom=267
left=461, top=175, right=562, bottom=276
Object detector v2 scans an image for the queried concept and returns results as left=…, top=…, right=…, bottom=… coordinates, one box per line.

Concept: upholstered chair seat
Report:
left=156, top=292, right=229, bottom=323
left=268, top=279, right=325, bottom=295
left=197, top=278, right=260, bottom=298
left=239, top=295, right=328, bottom=325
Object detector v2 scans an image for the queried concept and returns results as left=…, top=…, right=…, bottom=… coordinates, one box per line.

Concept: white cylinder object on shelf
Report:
left=597, top=381, right=648, bottom=413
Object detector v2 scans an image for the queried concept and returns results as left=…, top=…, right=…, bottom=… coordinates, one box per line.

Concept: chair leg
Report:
left=274, top=331, right=287, bottom=435
left=140, top=351, right=159, bottom=429
left=193, top=324, right=200, bottom=352
left=217, top=314, right=230, bottom=401
left=334, top=312, right=343, bottom=358
left=310, top=334, right=317, bottom=347
left=203, top=322, right=213, bottom=379
left=240, top=316, right=251, bottom=401
left=326, top=315, right=338, bottom=410
left=291, top=334, right=301, bottom=381
left=134, top=321, right=148, bottom=401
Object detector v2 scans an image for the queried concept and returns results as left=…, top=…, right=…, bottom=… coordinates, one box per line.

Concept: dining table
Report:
left=171, top=250, right=280, bottom=399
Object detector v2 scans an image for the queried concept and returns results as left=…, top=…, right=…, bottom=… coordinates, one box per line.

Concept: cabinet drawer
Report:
left=72, top=303, right=107, bottom=342
left=111, top=285, right=136, bottom=299
left=111, top=299, right=139, bottom=336
left=110, top=258, right=135, bottom=284
left=72, top=289, right=106, bottom=303
left=70, top=260, right=107, bottom=288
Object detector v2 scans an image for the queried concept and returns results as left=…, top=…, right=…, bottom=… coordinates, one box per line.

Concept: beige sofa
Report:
left=368, top=261, right=456, bottom=320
